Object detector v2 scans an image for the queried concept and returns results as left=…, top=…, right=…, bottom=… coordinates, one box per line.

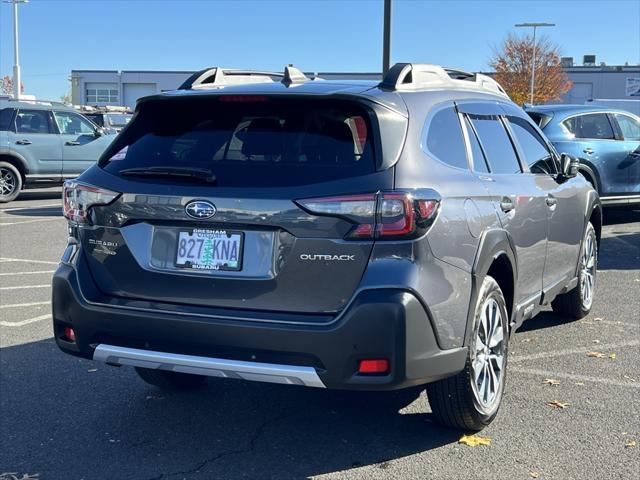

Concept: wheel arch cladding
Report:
left=465, top=229, right=517, bottom=346
left=589, top=203, right=602, bottom=251
left=0, top=153, right=28, bottom=181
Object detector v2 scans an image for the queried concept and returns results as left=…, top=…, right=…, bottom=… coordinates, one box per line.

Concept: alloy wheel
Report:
left=580, top=231, right=596, bottom=310
left=471, top=297, right=506, bottom=413
left=0, top=167, right=17, bottom=197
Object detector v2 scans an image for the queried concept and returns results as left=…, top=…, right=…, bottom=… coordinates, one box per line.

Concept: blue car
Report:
left=526, top=105, right=640, bottom=207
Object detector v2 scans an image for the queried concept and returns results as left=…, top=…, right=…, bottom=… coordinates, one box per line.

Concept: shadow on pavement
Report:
left=602, top=207, right=640, bottom=226
left=15, top=190, right=61, bottom=202
left=0, top=339, right=460, bottom=480
left=598, top=231, right=640, bottom=270
left=3, top=205, right=62, bottom=217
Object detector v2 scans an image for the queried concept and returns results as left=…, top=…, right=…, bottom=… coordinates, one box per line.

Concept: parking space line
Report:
left=0, top=257, right=59, bottom=265
left=0, top=270, right=55, bottom=276
left=0, top=203, right=60, bottom=212
left=511, top=367, right=640, bottom=389
left=0, top=301, right=50, bottom=309
left=0, top=314, right=51, bottom=327
left=0, top=218, right=61, bottom=226
left=511, top=339, right=640, bottom=363
left=0, top=284, right=50, bottom=291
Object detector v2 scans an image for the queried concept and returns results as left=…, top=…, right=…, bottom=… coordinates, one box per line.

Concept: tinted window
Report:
left=463, top=116, right=489, bottom=173
left=563, top=113, right=615, bottom=140
left=526, top=112, right=552, bottom=129
left=16, top=110, right=52, bottom=134
left=53, top=111, right=96, bottom=135
left=507, top=116, right=556, bottom=174
left=614, top=114, right=640, bottom=141
left=469, top=115, right=521, bottom=174
left=0, top=108, right=15, bottom=131
left=85, top=113, right=104, bottom=127
left=426, top=107, right=468, bottom=169
left=100, top=98, right=376, bottom=187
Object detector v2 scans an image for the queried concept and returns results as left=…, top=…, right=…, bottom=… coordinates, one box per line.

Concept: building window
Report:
left=86, top=88, right=119, bottom=104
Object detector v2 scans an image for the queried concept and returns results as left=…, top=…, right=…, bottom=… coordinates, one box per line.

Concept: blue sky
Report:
left=1, top=0, right=639, bottom=100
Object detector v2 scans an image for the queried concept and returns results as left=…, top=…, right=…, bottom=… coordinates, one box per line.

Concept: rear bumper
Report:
left=52, top=263, right=467, bottom=391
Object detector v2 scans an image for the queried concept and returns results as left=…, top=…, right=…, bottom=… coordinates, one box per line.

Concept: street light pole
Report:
left=382, top=0, right=392, bottom=75
left=515, top=22, right=555, bottom=105
left=4, top=0, right=28, bottom=99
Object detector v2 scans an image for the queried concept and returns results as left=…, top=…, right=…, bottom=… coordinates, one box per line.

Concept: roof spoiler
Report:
left=178, top=65, right=310, bottom=90
left=380, top=62, right=509, bottom=98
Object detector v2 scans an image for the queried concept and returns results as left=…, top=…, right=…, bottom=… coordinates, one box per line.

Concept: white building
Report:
left=71, top=61, right=639, bottom=111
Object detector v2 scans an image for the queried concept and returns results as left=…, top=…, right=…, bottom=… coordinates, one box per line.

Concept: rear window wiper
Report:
left=119, top=166, right=217, bottom=184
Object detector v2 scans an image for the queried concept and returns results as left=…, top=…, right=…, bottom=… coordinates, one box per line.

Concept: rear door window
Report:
left=563, top=113, right=615, bottom=140
left=0, top=108, right=15, bottom=131
left=100, top=98, right=377, bottom=187
left=425, top=106, right=468, bottom=169
left=507, top=116, right=557, bottom=174
left=15, top=109, right=53, bottom=134
left=469, top=114, right=521, bottom=174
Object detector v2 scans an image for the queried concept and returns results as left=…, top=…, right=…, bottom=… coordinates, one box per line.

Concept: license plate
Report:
left=175, top=229, right=243, bottom=271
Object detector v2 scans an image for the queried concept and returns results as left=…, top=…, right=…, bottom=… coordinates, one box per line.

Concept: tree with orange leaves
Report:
left=490, top=33, right=572, bottom=105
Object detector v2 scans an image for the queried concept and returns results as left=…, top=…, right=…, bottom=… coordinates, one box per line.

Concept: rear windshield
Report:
left=100, top=97, right=376, bottom=187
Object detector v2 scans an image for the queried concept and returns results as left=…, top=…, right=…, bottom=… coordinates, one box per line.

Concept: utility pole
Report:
left=382, top=0, right=392, bottom=75
left=4, top=0, right=28, bottom=99
left=515, top=22, right=555, bottom=104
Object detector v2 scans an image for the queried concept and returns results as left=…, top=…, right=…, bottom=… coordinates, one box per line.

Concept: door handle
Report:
left=583, top=147, right=594, bottom=155
left=15, top=139, right=32, bottom=145
left=65, top=141, right=81, bottom=146
left=500, top=196, right=515, bottom=213
left=546, top=194, right=557, bottom=208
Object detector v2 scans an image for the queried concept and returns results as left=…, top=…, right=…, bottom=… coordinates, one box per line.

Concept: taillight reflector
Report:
left=358, top=359, right=390, bottom=374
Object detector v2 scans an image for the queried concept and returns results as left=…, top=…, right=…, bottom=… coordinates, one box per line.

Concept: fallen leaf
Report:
left=458, top=434, right=491, bottom=447
left=592, top=339, right=600, bottom=344
left=594, top=317, right=603, bottom=321
left=543, top=378, right=560, bottom=386
left=587, top=351, right=605, bottom=358
left=609, top=353, right=617, bottom=360
left=623, top=375, right=637, bottom=382
left=575, top=382, right=585, bottom=386
left=522, top=338, right=533, bottom=343
left=529, top=472, right=539, bottom=479
left=87, top=368, right=98, bottom=373
left=625, top=440, right=636, bottom=449
left=547, top=400, right=570, bottom=409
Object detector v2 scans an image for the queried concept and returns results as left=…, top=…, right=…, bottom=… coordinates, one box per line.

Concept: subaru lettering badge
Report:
left=185, top=201, right=217, bottom=219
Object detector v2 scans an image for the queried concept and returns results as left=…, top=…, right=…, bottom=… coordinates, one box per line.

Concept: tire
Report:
left=0, top=162, right=22, bottom=203
left=426, top=275, right=509, bottom=431
left=134, top=367, right=206, bottom=390
left=552, top=222, right=597, bottom=320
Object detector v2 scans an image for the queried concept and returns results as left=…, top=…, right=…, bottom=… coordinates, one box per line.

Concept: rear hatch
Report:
left=75, top=94, right=404, bottom=316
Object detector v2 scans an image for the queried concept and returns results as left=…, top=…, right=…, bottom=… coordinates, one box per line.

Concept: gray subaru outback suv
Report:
left=52, top=64, right=601, bottom=430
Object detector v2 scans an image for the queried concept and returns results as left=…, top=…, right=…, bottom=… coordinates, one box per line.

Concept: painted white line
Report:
left=511, top=367, right=640, bottom=389
left=511, top=339, right=640, bottom=363
left=0, top=257, right=58, bottom=265
left=0, top=284, right=50, bottom=291
left=0, top=203, right=60, bottom=212
left=0, top=301, right=50, bottom=309
left=0, top=270, right=54, bottom=276
left=0, top=217, right=61, bottom=226
left=0, top=314, right=51, bottom=327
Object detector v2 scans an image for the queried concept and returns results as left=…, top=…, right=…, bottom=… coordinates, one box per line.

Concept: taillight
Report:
left=62, top=181, right=120, bottom=224
left=296, top=191, right=439, bottom=240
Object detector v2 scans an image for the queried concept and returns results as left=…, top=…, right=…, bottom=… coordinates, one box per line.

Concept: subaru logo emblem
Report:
left=185, top=200, right=216, bottom=219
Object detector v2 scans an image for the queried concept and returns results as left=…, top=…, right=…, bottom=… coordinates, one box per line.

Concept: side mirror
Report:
left=559, top=153, right=579, bottom=179
left=94, top=127, right=105, bottom=138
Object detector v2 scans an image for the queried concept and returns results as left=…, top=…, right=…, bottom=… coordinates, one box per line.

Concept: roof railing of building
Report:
left=178, top=65, right=311, bottom=90
left=380, top=63, right=509, bottom=98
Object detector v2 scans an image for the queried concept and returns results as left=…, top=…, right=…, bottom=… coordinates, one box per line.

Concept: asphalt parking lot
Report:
left=1, top=188, right=639, bottom=480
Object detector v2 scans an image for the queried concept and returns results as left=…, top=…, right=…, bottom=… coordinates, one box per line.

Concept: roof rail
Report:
left=1, top=97, right=70, bottom=107
left=178, top=65, right=311, bottom=90
left=380, top=63, right=509, bottom=98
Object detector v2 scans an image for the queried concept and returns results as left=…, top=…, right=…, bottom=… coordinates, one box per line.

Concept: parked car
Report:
left=83, top=110, right=133, bottom=135
left=52, top=64, right=601, bottom=431
left=526, top=105, right=640, bottom=207
left=0, top=98, right=113, bottom=203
